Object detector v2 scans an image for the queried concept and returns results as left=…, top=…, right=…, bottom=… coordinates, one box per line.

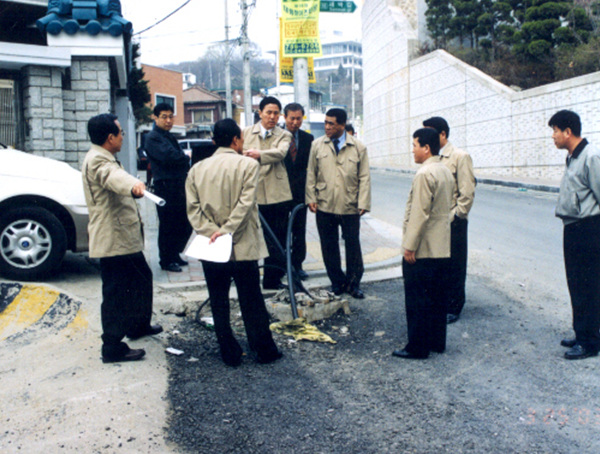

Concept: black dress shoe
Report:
left=564, top=344, right=598, bottom=360
left=392, top=349, right=428, bottom=360
left=257, top=350, right=283, bottom=364
left=102, top=348, right=146, bottom=364
left=222, top=356, right=243, bottom=367
left=128, top=324, right=164, bottom=340
left=349, top=287, right=365, bottom=299
left=296, top=269, right=309, bottom=280
left=561, top=338, right=577, bottom=348
left=263, top=282, right=286, bottom=290
left=176, top=258, right=189, bottom=266
left=447, top=314, right=460, bottom=324
left=161, top=263, right=182, bottom=272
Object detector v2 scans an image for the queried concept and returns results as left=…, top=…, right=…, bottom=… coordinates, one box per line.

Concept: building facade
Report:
left=0, top=0, right=136, bottom=172
left=183, top=85, right=227, bottom=138
left=314, top=40, right=362, bottom=76
left=141, top=64, right=185, bottom=137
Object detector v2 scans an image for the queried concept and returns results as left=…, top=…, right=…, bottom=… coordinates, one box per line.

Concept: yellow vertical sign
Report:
left=281, top=0, right=322, bottom=58
left=280, top=19, right=316, bottom=83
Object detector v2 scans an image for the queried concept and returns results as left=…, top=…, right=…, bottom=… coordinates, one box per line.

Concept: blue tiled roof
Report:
left=36, top=0, right=132, bottom=37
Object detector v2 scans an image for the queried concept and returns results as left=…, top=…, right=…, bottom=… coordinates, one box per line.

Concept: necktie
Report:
left=289, top=135, right=297, bottom=162
left=333, top=138, right=340, bottom=155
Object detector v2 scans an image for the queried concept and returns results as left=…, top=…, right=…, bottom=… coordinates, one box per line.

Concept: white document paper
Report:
left=184, top=233, right=232, bottom=263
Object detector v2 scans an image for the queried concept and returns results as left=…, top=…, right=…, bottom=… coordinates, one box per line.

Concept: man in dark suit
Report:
left=145, top=103, right=192, bottom=273
left=283, top=103, right=314, bottom=280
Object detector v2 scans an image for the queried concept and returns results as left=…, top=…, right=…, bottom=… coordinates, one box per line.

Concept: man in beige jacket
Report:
left=186, top=119, right=282, bottom=367
left=423, top=117, right=476, bottom=324
left=306, top=108, right=371, bottom=299
left=393, top=128, right=454, bottom=360
left=83, top=114, right=162, bottom=364
left=243, top=96, right=293, bottom=290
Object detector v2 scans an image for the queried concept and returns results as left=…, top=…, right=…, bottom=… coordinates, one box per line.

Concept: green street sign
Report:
left=320, top=1, right=357, bottom=13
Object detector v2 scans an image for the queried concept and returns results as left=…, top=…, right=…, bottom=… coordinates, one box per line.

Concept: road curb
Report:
left=155, top=255, right=404, bottom=293
left=374, top=167, right=560, bottom=193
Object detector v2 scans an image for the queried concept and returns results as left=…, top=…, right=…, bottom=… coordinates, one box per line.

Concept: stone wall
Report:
left=21, top=57, right=112, bottom=169
left=363, top=0, right=600, bottom=182
left=64, top=57, right=111, bottom=169
left=22, top=66, right=66, bottom=162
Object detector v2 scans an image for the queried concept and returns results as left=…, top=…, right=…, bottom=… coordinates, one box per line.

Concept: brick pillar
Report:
left=63, top=57, right=112, bottom=169
left=22, top=65, right=66, bottom=161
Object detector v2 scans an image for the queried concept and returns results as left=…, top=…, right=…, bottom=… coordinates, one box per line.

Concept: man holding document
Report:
left=185, top=119, right=282, bottom=367
left=83, top=113, right=162, bottom=364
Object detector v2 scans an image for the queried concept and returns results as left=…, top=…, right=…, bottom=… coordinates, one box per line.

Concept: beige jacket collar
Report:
left=440, top=142, right=455, bottom=158
left=251, top=122, right=282, bottom=139
left=422, top=155, right=442, bottom=166
left=213, top=147, right=238, bottom=156
left=90, top=143, right=117, bottom=160
left=325, top=132, right=356, bottom=152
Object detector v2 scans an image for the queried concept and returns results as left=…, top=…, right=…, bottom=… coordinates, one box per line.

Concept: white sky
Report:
left=121, top=0, right=363, bottom=66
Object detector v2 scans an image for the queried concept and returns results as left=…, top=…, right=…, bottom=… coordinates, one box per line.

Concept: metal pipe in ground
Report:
left=259, top=204, right=312, bottom=320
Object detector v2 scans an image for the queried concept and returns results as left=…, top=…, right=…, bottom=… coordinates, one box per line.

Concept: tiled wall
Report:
left=363, top=0, right=600, bottom=182
left=22, top=57, right=112, bottom=169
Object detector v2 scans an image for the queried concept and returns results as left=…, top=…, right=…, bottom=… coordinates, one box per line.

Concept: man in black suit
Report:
left=283, top=103, right=314, bottom=280
left=145, top=103, right=192, bottom=273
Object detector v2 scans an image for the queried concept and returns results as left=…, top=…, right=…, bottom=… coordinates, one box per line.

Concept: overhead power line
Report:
left=133, top=0, right=193, bottom=36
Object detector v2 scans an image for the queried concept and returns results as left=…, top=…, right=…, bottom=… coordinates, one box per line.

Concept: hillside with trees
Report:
left=424, top=0, right=600, bottom=88
left=166, top=42, right=276, bottom=94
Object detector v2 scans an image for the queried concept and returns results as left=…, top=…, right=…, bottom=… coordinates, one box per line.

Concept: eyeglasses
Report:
left=159, top=114, right=175, bottom=120
left=120, top=129, right=126, bottom=137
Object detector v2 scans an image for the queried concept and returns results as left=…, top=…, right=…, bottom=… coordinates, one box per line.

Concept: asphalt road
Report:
left=163, top=172, right=598, bottom=453
left=166, top=276, right=599, bottom=454
left=371, top=170, right=568, bottom=305
left=2, top=169, right=589, bottom=453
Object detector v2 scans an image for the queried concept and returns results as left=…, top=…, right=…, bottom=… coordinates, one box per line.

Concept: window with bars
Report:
left=0, top=78, right=24, bottom=149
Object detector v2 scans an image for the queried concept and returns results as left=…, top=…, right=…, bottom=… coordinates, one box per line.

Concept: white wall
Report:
left=363, top=0, right=600, bottom=182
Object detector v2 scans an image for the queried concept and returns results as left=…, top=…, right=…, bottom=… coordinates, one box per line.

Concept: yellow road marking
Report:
left=0, top=285, right=59, bottom=341
left=66, top=308, right=89, bottom=331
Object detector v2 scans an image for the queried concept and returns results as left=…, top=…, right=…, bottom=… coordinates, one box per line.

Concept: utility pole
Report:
left=351, top=56, right=355, bottom=122
left=293, top=58, right=310, bottom=122
left=329, top=74, right=334, bottom=104
left=224, top=0, right=232, bottom=118
left=276, top=0, right=281, bottom=93
left=241, top=0, right=252, bottom=126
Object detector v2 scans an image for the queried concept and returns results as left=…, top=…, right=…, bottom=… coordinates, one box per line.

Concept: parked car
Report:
left=178, top=139, right=217, bottom=166
left=136, top=146, right=149, bottom=171
left=0, top=146, right=89, bottom=280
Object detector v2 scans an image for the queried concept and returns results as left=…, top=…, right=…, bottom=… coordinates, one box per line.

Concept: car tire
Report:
left=0, top=207, right=67, bottom=281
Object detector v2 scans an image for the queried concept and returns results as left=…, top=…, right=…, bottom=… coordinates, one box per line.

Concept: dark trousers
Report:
left=100, top=252, right=153, bottom=356
left=316, top=211, right=364, bottom=291
left=259, top=202, right=291, bottom=287
left=201, top=260, right=280, bottom=365
left=447, top=216, right=469, bottom=316
left=154, top=178, right=192, bottom=267
left=402, top=258, right=449, bottom=357
left=290, top=204, right=308, bottom=270
left=564, top=216, right=600, bottom=352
